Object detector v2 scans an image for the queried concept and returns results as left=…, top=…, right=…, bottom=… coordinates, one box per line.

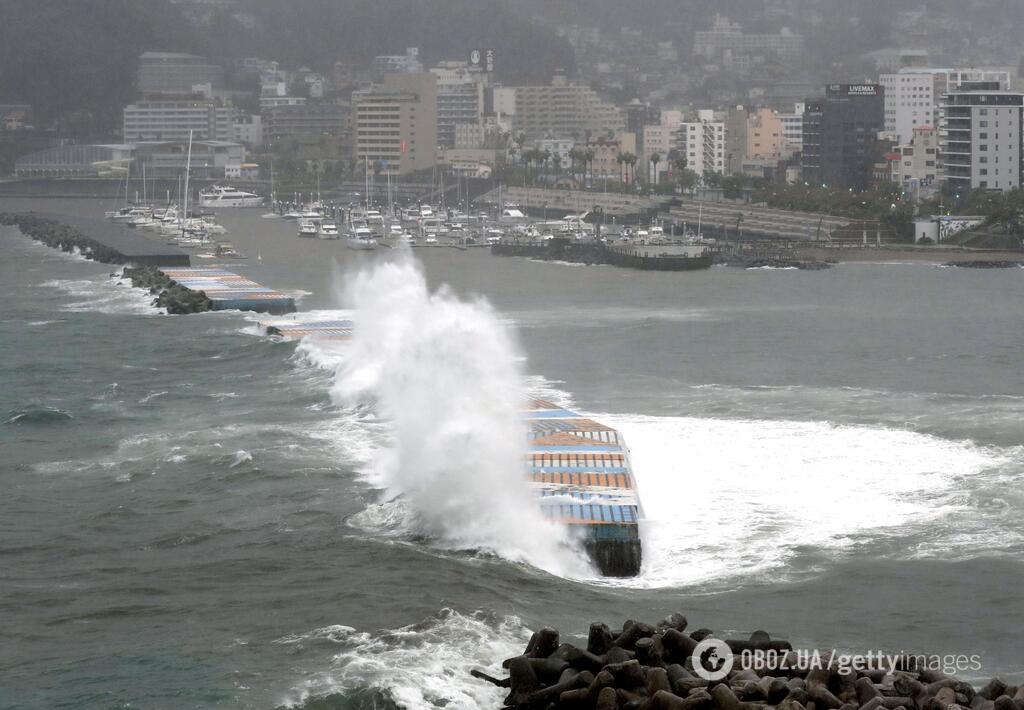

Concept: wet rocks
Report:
left=0, top=212, right=122, bottom=264
left=122, top=266, right=212, bottom=314
left=946, top=260, right=1021, bottom=269
left=473, top=616, right=1018, bottom=710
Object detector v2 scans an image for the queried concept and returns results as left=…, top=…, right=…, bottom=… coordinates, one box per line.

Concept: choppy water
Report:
left=2, top=198, right=1023, bottom=709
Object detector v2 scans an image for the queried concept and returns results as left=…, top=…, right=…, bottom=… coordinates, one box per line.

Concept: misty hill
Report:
left=0, top=0, right=574, bottom=139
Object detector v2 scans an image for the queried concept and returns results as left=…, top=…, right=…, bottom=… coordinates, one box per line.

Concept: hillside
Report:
left=0, top=0, right=575, bottom=139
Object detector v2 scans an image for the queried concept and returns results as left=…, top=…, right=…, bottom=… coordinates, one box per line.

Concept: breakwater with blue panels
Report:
left=262, top=318, right=354, bottom=339
left=159, top=267, right=296, bottom=314
left=525, top=399, right=642, bottom=576
left=258, top=318, right=644, bottom=576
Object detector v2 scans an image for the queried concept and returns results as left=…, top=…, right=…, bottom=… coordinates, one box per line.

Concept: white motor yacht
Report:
left=198, top=185, right=263, bottom=208
left=346, top=224, right=378, bottom=250
left=318, top=221, right=340, bottom=239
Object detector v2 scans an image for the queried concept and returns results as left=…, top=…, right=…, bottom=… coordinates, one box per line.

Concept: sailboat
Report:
left=261, top=158, right=280, bottom=218
left=105, top=160, right=135, bottom=220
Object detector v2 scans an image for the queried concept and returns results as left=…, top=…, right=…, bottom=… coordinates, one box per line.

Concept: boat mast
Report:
left=269, top=157, right=275, bottom=207
left=181, top=130, right=193, bottom=238
left=123, top=159, right=130, bottom=207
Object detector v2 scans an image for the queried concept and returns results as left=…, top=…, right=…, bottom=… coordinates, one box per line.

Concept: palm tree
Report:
left=584, top=149, right=595, bottom=186
left=616, top=153, right=626, bottom=183
left=650, top=152, right=661, bottom=186
left=621, top=152, right=637, bottom=185
left=667, top=148, right=686, bottom=177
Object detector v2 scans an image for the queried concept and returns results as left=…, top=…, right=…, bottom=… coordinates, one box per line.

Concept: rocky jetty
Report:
left=121, top=266, right=213, bottom=314
left=0, top=212, right=124, bottom=264
left=474, top=615, right=1019, bottom=710
left=946, top=261, right=1022, bottom=269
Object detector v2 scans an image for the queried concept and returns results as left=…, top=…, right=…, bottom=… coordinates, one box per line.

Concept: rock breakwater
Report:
left=474, top=615, right=1018, bottom=710
left=121, top=266, right=213, bottom=314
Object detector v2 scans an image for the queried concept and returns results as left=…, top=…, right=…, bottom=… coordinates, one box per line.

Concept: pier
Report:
left=158, top=267, right=296, bottom=313
left=492, top=237, right=712, bottom=272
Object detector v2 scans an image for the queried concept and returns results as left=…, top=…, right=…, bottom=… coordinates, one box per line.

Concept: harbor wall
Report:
left=0, top=212, right=190, bottom=266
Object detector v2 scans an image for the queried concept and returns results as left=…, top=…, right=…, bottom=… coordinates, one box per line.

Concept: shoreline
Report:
left=793, top=246, right=1023, bottom=265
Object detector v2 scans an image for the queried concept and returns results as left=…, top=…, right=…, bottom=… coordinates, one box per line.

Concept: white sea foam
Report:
left=526, top=258, right=589, bottom=267
left=591, top=413, right=1006, bottom=589
left=230, top=450, right=253, bottom=467
left=327, top=255, right=592, bottom=577
left=40, top=273, right=159, bottom=315
left=278, top=610, right=530, bottom=710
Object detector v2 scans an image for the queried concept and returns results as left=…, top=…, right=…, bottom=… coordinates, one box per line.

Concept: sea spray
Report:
left=330, top=256, right=592, bottom=576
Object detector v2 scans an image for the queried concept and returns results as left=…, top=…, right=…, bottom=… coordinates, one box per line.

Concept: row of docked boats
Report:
left=295, top=217, right=379, bottom=250
left=104, top=204, right=227, bottom=239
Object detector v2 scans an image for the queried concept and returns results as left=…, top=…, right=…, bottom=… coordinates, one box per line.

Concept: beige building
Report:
left=353, top=73, right=437, bottom=175
left=576, top=132, right=637, bottom=181
left=746, top=108, right=790, bottom=164
left=890, top=126, right=938, bottom=186
left=509, top=74, right=623, bottom=140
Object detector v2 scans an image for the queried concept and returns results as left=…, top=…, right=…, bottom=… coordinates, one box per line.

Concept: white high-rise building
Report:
left=674, top=110, right=726, bottom=177
left=123, top=99, right=232, bottom=143
left=880, top=68, right=1013, bottom=144
left=778, top=102, right=804, bottom=151
left=941, top=88, right=1023, bottom=193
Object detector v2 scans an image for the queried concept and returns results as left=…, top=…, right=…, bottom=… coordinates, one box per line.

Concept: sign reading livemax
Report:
left=828, top=83, right=881, bottom=96
left=468, top=48, right=496, bottom=72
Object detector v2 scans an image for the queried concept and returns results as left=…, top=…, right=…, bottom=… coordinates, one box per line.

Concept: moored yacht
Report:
left=317, top=221, right=340, bottom=239
left=198, top=185, right=264, bottom=208
left=297, top=219, right=319, bottom=237
left=346, top=223, right=378, bottom=250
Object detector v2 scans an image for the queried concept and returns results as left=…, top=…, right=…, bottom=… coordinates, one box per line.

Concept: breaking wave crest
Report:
left=326, top=256, right=592, bottom=577
left=277, top=610, right=529, bottom=710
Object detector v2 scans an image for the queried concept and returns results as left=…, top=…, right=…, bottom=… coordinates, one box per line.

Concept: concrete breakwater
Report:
left=159, top=267, right=296, bottom=314
left=475, top=615, right=1018, bottom=710
left=492, top=238, right=713, bottom=271
left=121, top=266, right=213, bottom=314
left=0, top=211, right=189, bottom=267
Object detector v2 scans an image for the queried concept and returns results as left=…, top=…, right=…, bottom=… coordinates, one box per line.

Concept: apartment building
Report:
left=941, top=87, right=1023, bottom=192
left=123, top=99, right=232, bottom=143
left=509, top=74, right=623, bottom=140
left=674, top=110, right=727, bottom=177
left=137, top=52, right=224, bottom=95
left=353, top=73, right=437, bottom=175
left=880, top=67, right=1012, bottom=144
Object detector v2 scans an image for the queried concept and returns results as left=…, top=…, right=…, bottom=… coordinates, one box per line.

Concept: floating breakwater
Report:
left=257, top=313, right=643, bottom=577
left=475, top=615, right=1018, bottom=710
left=159, top=267, right=296, bottom=314
left=525, top=399, right=642, bottom=577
